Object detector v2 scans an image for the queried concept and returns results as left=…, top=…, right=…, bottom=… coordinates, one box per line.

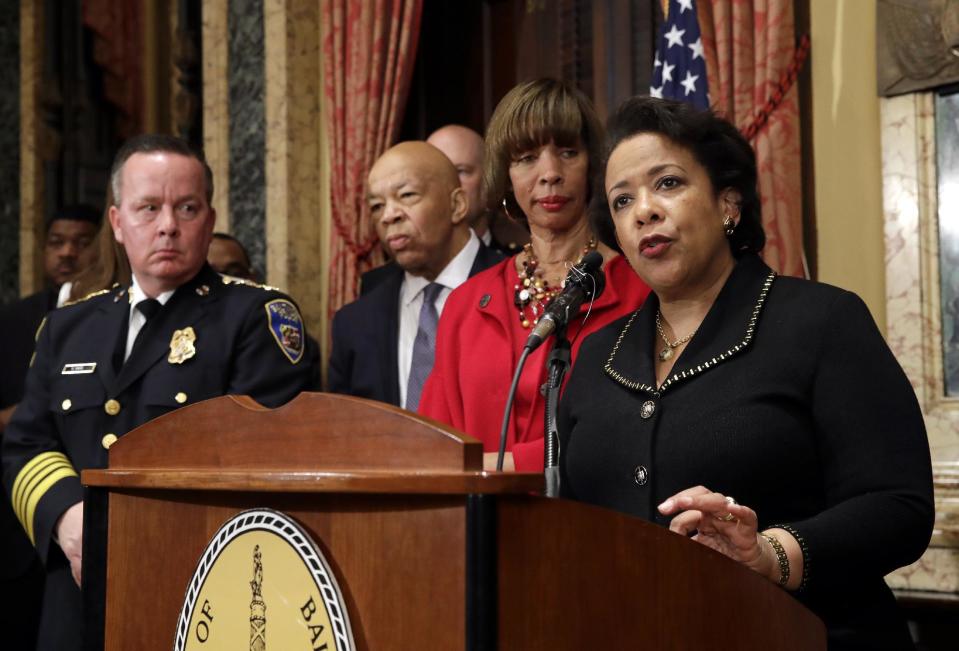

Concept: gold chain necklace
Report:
left=513, top=236, right=596, bottom=329
left=655, top=310, right=697, bottom=361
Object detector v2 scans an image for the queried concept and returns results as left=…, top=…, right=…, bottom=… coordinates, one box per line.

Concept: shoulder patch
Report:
left=62, top=287, right=112, bottom=307
left=265, top=299, right=305, bottom=364
left=221, top=274, right=282, bottom=292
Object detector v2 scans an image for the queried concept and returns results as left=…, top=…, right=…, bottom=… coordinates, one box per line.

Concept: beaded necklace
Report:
left=513, top=236, right=597, bottom=328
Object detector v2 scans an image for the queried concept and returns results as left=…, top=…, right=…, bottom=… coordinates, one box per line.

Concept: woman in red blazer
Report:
left=419, top=79, right=650, bottom=472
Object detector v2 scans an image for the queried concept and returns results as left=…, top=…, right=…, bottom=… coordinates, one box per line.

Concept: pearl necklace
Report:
left=513, top=236, right=597, bottom=329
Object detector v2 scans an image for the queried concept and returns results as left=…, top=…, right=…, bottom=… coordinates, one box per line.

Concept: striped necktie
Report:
left=405, top=283, right=443, bottom=411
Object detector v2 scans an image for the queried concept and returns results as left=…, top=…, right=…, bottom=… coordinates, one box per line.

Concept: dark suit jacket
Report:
left=559, top=254, right=934, bottom=650
left=0, top=287, right=58, bottom=409
left=328, top=242, right=502, bottom=405
left=359, top=261, right=399, bottom=296
left=0, top=288, right=58, bottom=578
left=1, top=264, right=319, bottom=651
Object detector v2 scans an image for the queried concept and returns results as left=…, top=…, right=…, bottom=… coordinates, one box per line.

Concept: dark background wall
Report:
left=399, top=0, right=658, bottom=141
left=0, top=0, right=19, bottom=304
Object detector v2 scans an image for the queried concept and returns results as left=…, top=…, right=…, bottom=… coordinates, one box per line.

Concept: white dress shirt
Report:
left=397, top=231, right=480, bottom=407
left=125, top=277, right=176, bottom=361
left=56, top=282, right=73, bottom=308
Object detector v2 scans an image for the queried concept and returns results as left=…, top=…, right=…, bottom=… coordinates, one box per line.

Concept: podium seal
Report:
left=174, top=509, right=355, bottom=651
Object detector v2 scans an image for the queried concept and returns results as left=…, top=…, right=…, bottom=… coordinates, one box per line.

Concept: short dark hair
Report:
left=591, top=96, right=765, bottom=256
left=110, top=133, right=214, bottom=206
left=48, top=203, right=102, bottom=230
left=212, top=232, right=252, bottom=268
left=484, top=78, right=605, bottom=219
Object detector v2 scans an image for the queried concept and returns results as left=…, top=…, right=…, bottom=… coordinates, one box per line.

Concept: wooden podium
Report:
left=83, top=393, right=825, bottom=650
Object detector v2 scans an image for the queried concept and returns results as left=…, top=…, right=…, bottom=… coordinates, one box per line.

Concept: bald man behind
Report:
left=427, top=125, right=488, bottom=238
left=328, top=142, right=503, bottom=408
left=426, top=124, right=529, bottom=259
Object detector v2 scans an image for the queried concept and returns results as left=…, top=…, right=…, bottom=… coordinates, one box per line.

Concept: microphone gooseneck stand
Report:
left=496, top=346, right=531, bottom=472
left=542, top=324, right=571, bottom=498
left=496, top=251, right=606, bottom=480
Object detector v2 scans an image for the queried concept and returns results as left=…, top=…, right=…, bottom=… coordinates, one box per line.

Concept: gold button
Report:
left=104, top=399, right=121, bottom=416
left=175, top=392, right=187, bottom=404
left=61, top=399, right=72, bottom=411
left=101, top=433, right=118, bottom=449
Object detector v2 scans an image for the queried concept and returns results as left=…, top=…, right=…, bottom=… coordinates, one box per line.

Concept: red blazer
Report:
left=419, top=254, right=650, bottom=471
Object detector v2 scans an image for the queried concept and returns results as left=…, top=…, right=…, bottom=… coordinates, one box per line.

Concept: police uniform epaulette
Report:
left=61, top=284, right=119, bottom=308
left=220, top=275, right=283, bottom=293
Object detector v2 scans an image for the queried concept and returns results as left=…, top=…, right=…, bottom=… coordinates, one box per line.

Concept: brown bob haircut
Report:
left=483, top=78, right=605, bottom=219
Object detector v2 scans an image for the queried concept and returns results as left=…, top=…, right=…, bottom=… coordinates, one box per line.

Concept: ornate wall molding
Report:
left=882, top=92, right=959, bottom=593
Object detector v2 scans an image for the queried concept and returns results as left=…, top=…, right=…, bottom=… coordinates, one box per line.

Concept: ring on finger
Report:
left=725, top=495, right=737, bottom=506
left=716, top=512, right=737, bottom=522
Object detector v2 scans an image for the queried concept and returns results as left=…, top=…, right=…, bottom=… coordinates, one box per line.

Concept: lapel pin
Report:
left=479, top=294, right=491, bottom=308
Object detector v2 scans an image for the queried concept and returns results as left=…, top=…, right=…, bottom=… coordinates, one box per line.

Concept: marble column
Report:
left=203, top=0, right=328, bottom=349
left=18, top=0, right=44, bottom=297
left=227, top=0, right=267, bottom=277
left=203, top=0, right=230, bottom=232
left=263, top=0, right=327, bottom=349
left=881, top=93, right=959, bottom=594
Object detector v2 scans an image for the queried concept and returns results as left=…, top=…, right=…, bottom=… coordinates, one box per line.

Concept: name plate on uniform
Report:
left=174, top=509, right=355, bottom=651
left=61, top=363, right=96, bottom=375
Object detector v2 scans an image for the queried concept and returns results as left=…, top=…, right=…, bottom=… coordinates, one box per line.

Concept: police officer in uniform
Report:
left=1, top=134, right=318, bottom=651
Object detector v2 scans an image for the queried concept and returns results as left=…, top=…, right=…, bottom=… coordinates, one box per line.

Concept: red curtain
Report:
left=699, top=0, right=806, bottom=278
left=321, top=0, right=423, bottom=318
left=81, top=0, right=144, bottom=138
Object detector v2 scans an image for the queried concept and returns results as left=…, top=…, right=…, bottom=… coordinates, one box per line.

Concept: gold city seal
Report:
left=174, top=509, right=355, bottom=651
left=168, top=327, right=197, bottom=364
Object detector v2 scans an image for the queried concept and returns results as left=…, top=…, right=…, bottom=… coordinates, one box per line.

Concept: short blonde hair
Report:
left=483, top=78, right=604, bottom=219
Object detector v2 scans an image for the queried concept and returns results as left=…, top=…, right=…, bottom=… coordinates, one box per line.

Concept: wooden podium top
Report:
left=83, top=392, right=544, bottom=495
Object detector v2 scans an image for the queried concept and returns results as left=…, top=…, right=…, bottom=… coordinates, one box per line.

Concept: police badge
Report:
left=265, top=299, right=305, bottom=364
left=169, top=327, right=197, bottom=364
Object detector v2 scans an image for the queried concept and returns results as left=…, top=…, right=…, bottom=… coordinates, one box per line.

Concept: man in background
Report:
left=328, top=141, right=501, bottom=409
left=360, top=125, right=525, bottom=296
left=0, top=203, right=99, bottom=650
left=428, top=124, right=527, bottom=256
left=2, top=134, right=317, bottom=651
left=0, top=204, right=101, bottom=427
left=208, top=232, right=257, bottom=280
left=427, top=125, right=489, bottom=245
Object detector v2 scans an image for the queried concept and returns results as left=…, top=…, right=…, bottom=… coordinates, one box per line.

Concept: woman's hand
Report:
left=658, top=486, right=772, bottom=578
left=483, top=451, right=514, bottom=471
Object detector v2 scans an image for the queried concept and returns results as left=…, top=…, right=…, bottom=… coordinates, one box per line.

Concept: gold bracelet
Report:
left=761, top=532, right=790, bottom=587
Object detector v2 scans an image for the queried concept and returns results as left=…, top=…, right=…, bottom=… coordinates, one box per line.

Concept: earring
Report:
left=723, top=215, right=735, bottom=237
left=502, top=197, right=519, bottom=222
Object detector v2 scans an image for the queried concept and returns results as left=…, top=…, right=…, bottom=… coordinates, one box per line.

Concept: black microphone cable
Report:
left=496, top=254, right=605, bottom=473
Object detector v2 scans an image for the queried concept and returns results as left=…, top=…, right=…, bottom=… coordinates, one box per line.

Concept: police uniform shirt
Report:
left=0, top=264, right=318, bottom=651
left=124, top=278, right=175, bottom=361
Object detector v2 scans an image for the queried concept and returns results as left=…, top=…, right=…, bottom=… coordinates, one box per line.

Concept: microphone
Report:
left=524, top=250, right=606, bottom=352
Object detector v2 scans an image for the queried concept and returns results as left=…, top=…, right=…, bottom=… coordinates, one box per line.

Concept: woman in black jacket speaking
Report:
left=558, top=96, right=933, bottom=650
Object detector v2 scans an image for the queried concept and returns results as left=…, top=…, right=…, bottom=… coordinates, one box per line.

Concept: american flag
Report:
left=650, top=0, right=709, bottom=109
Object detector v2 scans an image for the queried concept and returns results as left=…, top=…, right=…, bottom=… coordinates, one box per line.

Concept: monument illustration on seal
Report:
left=250, top=545, right=266, bottom=651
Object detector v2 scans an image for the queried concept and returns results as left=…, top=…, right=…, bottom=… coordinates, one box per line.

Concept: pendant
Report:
left=658, top=346, right=674, bottom=362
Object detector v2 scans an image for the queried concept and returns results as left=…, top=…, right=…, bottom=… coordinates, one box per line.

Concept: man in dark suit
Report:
left=0, top=203, right=100, bottom=650
left=208, top=231, right=257, bottom=280
left=0, top=204, right=101, bottom=428
left=428, top=124, right=527, bottom=257
left=1, top=134, right=318, bottom=651
left=328, top=141, right=502, bottom=408
left=358, top=126, right=529, bottom=297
